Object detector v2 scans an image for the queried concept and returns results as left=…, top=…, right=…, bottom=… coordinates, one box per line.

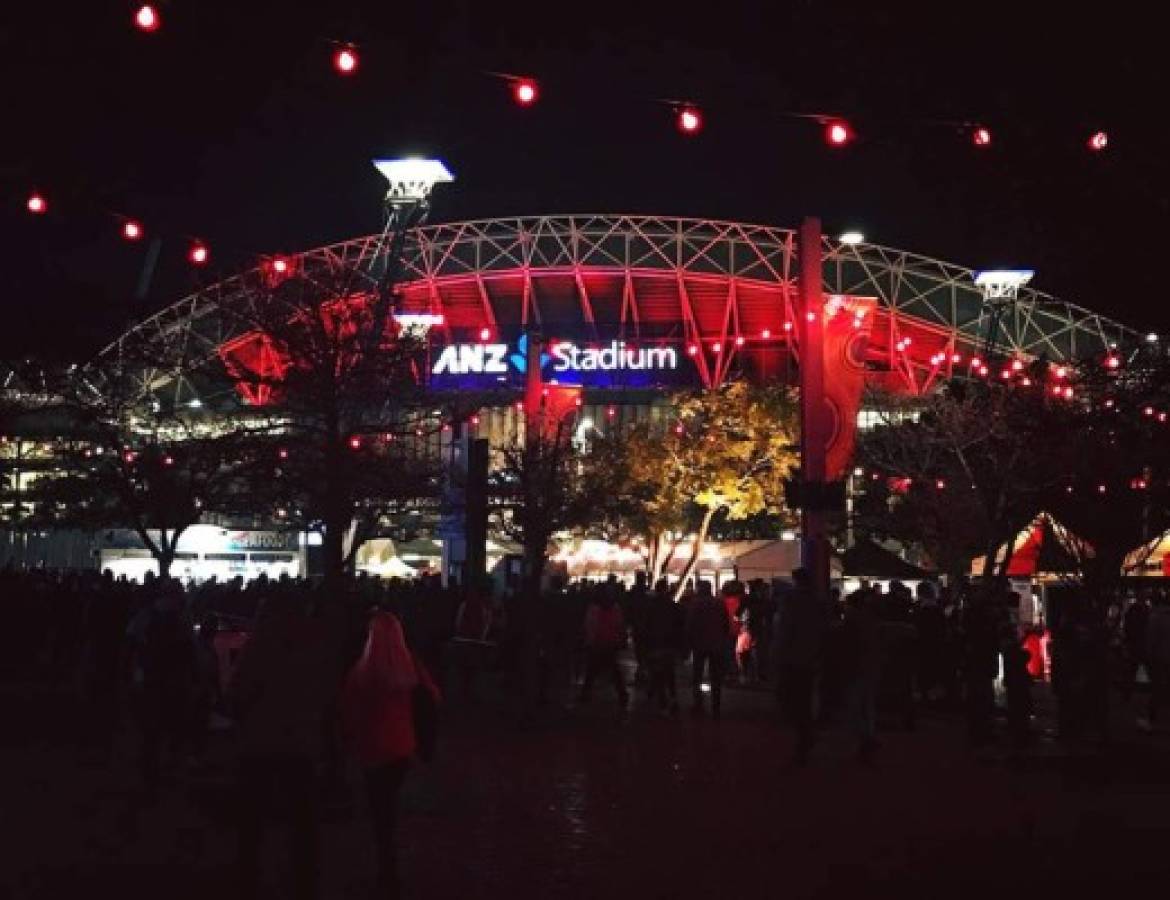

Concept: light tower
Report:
left=974, top=269, right=1034, bottom=358
left=370, top=158, right=454, bottom=339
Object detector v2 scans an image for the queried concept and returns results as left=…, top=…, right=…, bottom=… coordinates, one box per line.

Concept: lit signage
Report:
left=432, top=338, right=678, bottom=377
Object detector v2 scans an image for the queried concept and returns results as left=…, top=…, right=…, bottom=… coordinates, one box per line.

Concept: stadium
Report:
left=2, top=214, right=1143, bottom=582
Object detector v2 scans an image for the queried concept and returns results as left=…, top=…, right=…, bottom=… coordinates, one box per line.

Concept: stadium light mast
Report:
left=370, top=158, right=455, bottom=341
left=974, top=268, right=1034, bottom=358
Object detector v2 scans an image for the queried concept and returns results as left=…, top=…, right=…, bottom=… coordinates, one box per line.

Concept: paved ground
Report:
left=4, top=673, right=1170, bottom=900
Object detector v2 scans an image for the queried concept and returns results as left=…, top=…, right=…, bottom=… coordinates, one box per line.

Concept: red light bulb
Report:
left=272, top=256, right=289, bottom=274
left=513, top=79, right=538, bottom=106
left=1087, top=130, right=1109, bottom=152
left=188, top=242, right=209, bottom=265
left=826, top=120, right=852, bottom=146
left=677, top=106, right=702, bottom=134
left=26, top=192, right=47, bottom=214
left=972, top=126, right=992, bottom=147
left=761, top=328, right=771, bottom=340
left=735, top=335, right=745, bottom=347
left=479, top=327, right=491, bottom=342
left=349, top=436, right=362, bottom=450
left=687, top=344, right=699, bottom=356
left=334, top=47, right=359, bottom=75
left=122, top=220, right=143, bottom=241
left=134, top=5, right=160, bottom=33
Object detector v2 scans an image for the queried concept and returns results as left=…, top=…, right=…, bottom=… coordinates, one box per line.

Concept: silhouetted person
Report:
left=1141, top=593, right=1170, bottom=733
left=644, top=578, right=683, bottom=713
left=1122, top=595, right=1151, bottom=704
left=775, top=568, right=826, bottom=763
left=842, top=588, right=882, bottom=762
left=687, top=580, right=730, bottom=718
left=129, top=580, right=196, bottom=796
left=230, top=591, right=344, bottom=900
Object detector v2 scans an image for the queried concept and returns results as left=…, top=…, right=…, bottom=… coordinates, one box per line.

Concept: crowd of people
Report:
left=2, top=563, right=1170, bottom=897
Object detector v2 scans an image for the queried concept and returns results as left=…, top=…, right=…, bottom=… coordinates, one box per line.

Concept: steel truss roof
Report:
left=94, top=215, right=1139, bottom=405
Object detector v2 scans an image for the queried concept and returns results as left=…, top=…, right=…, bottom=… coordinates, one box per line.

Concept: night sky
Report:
left=2, top=1, right=1165, bottom=362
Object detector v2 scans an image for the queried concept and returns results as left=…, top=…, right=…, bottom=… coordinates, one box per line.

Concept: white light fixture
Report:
left=974, top=269, right=1034, bottom=300
left=372, top=158, right=454, bottom=205
left=1147, top=332, right=1159, bottom=343
left=839, top=231, right=865, bottom=245
left=393, top=313, right=445, bottom=328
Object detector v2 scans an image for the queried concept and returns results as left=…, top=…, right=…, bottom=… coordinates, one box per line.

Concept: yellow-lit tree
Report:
left=583, top=382, right=799, bottom=596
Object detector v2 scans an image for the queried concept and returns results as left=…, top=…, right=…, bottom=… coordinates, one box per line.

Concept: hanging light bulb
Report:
left=134, top=5, right=160, bottom=33
left=513, top=78, right=539, bottom=106
left=26, top=192, right=47, bottom=214
left=1087, top=130, right=1109, bottom=152
left=333, top=46, right=359, bottom=75
left=188, top=241, right=209, bottom=265
left=677, top=106, right=702, bottom=134
left=825, top=120, right=853, bottom=146
left=122, top=219, right=143, bottom=241
left=972, top=125, right=992, bottom=147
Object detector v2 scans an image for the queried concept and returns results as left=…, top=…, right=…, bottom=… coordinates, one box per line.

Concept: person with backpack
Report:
left=578, top=585, right=629, bottom=708
left=341, top=608, right=440, bottom=900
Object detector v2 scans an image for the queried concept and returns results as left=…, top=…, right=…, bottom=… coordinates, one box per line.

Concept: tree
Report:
left=855, top=373, right=1065, bottom=586
left=579, top=383, right=798, bottom=597
left=1040, top=351, right=1170, bottom=603
left=198, top=261, right=461, bottom=580
left=5, top=356, right=262, bottom=577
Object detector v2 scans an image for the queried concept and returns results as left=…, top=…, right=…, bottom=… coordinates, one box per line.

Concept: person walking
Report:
left=341, top=609, right=439, bottom=900
left=644, top=578, right=683, bottom=714
left=687, top=580, right=730, bottom=718
left=578, top=585, right=629, bottom=708
left=841, top=587, right=883, bottom=762
left=774, top=568, right=826, bottom=763
left=230, top=590, right=345, bottom=900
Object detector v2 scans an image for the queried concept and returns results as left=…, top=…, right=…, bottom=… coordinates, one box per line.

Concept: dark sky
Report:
left=2, top=1, right=1166, bottom=361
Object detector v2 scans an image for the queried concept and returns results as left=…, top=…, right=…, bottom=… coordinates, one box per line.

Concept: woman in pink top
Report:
left=341, top=611, right=439, bottom=899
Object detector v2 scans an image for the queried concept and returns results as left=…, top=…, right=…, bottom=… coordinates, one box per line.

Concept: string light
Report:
left=188, top=241, right=209, bottom=265
left=26, top=192, right=47, bottom=214
left=333, top=46, right=359, bottom=75
left=677, top=106, right=702, bottom=134
left=1087, top=130, right=1109, bottom=152
left=734, top=335, right=745, bottom=347
left=121, top=219, right=143, bottom=241
left=972, top=125, right=992, bottom=147
left=134, top=5, right=160, bottom=33
left=761, top=328, right=771, bottom=339
left=479, top=327, right=492, bottom=342
left=513, top=78, right=539, bottom=106
left=687, top=344, right=699, bottom=356
left=349, top=436, right=362, bottom=449
left=826, top=120, right=853, bottom=146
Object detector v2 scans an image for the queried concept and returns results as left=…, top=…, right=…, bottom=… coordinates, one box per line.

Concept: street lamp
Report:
left=974, top=269, right=1034, bottom=357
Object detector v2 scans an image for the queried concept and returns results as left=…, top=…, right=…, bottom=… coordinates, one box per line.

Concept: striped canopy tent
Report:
left=971, top=513, right=1090, bottom=578
left=1122, top=533, right=1170, bottom=578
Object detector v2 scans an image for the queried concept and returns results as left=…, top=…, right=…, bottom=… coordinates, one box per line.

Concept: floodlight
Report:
left=372, top=158, right=454, bottom=205
left=974, top=269, right=1034, bottom=300
left=838, top=231, right=865, bottom=245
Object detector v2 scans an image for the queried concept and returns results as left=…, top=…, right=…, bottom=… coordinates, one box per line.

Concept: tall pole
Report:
left=798, top=216, right=830, bottom=605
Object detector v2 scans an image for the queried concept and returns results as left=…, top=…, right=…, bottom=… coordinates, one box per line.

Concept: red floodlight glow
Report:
left=134, top=5, right=160, bottom=32
left=972, top=125, right=992, bottom=147
left=761, top=328, right=771, bottom=340
left=687, top=343, right=699, bottom=356
left=188, top=242, right=209, bottom=265
left=1106, top=354, right=1121, bottom=369
left=783, top=321, right=794, bottom=332
left=1011, top=359, right=1024, bottom=372
left=712, top=342, right=722, bottom=353
left=349, top=436, right=362, bottom=449
left=1087, top=130, right=1109, bottom=152
left=470, top=415, right=480, bottom=426
left=333, top=47, right=359, bottom=75
left=677, top=106, right=702, bottom=134
left=122, top=219, right=143, bottom=241
left=951, top=353, right=963, bottom=364
left=27, top=192, right=47, bottom=214
left=272, top=256, right=289, bottom=274
left=513, top=79, right=538, bottom=106
left=735, top=335, right=745, bottom=347
left=607, top=406, right=616, bottom=418
left=826, top=120, right=852, bottom=146
left=479, top=327, right=492, bottom=342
